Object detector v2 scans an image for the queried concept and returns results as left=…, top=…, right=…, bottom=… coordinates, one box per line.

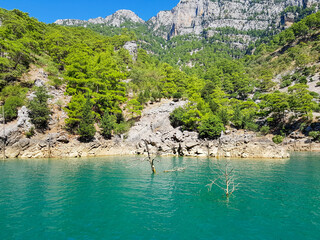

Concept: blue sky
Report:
left=1, top=0, right=179, bottom=23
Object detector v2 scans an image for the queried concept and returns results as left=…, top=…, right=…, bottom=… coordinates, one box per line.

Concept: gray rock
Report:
left=185, top=141, right=199, bottom=149
left=34, top=79, right=45, bottom=87
left=19, top=138, right=30, bottom=149
left=89, top=141, right=101, bottom=150
left=54, top=0, right=319, bottom=52
left=39, top=141, right=47, bottom=149
left=57, top=135, right=69, bottom=144
left=17, top=106, right=33, bottom=130
left=55, top=9, right=145, bottom=27
left=148, top=0, right=318, bottom=39
left=123, top=41, right=138, bottom=60
left=173, top=130, right=184, bottom=142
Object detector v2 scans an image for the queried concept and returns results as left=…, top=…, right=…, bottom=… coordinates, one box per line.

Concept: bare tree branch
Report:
left=207, top=160, right=239, bottom=197
left=143, top=139, right=157, bottom=173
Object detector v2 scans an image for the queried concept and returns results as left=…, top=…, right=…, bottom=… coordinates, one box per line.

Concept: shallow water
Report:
left=0, top=153, right=319, bottom=240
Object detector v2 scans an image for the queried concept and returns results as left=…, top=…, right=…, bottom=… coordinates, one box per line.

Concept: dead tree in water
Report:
left=1, top=106, right=5, bottom=160
left=143, top=140, right=157, bottom=174
left=207, top=160, right=239, bottom=197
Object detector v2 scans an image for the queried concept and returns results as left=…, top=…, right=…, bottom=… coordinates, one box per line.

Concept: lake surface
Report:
left=0, top=153, right=319, bottom=240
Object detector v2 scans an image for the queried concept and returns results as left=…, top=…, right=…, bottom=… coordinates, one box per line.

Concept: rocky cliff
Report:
left=149, top=0, right=320, bottom=39
left=55, top=0, right=320, bottom=39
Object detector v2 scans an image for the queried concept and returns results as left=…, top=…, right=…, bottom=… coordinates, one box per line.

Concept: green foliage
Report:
left=288, top=84, right=314, bottom=115
left=65, top=94, right=86, bottom=131
left=25, top=127, right=35, bottom=138
left=169, top=107, right=186, bottom=128
left=272, top=135, right=284, bottom=144
left=169, top=105, right=202, bottom=131
left=0, top=85, right=28, bottom=121
left=260, top=125, right=270, bottom=135
left=126, top=99, right=143, bottom=118
left=100, top=111, right=117, bottom=139
left=309, top=131, right=320, bottom=141
left=261, top=92, right=290, bottom=118
left=78, top=97, right=96, bottom=141
left=113, top=121, right=132, bottom=135
left=28, top=86, right=51, bottom=129
left=198, top=114, right=225, bottom=139
left=2, top=6, right=320, bottom=141
left=3, top=96, right=24, bottom=121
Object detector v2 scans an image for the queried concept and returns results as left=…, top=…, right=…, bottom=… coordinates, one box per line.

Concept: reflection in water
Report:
left=0, top=154, right=319, bottom=240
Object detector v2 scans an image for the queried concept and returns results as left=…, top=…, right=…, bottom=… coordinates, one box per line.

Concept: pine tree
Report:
left=28, top=86, right=51, bottom=129
left=100, top=111, right=117, bottom=139
left=78, top=97, right=96, bottom=142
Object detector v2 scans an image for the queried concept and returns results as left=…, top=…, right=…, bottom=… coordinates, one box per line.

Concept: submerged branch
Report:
left=164, top=167, right=187, bottom=173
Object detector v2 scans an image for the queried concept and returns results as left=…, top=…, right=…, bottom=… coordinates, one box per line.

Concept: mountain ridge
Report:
left=55, top=0, right=320, bottom=39
left=55, top=9, right=144, bottom=27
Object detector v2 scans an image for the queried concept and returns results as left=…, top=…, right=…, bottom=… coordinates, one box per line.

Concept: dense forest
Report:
left=1, top=7, right=320, bottom=143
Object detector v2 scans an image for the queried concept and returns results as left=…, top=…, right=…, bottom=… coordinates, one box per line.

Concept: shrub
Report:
left=309, top=131, right=320, bottom=141
left=4, top=96, right=24, bottom=121
left=28, top=86, right=51, bottom=129
left=48, top=76, right=63, bottom=89
left=100, top=111, right=117, bottom=139
left=114, top=121, right=131, bottom=135
left=198, top=114, right=225, bottom=139
left=78, top=97, right=96, bottom=142
left=25, top=127, right=35, bottom=138
left=245, top=122, right=259, bottom=132
left=169, top=107, right=186, bottom=128
left=280, top=79, right=292, bottom=88
left=127, top=99, right=143, bottom=119
left=272, top=135, right=284, bottom=144
left=260, top=125, right=270, bottom=135
left=298, top=76, right=308, bottom=84
left=172, top=92, right=182, bottom=100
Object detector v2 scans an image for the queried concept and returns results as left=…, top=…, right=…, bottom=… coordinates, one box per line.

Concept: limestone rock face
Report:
left=55, top=0, right=320, bottom=40
left=104, top=10, right=145, bottom=27
left=148, top=0, right=320, bottom=39
left=55, top=10, right=144, bottom=27
left=123, top=41, right=138, bottom=60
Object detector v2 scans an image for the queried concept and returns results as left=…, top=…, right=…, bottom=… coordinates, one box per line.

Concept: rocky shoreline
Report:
left=2, top=99, right=319, bottom=160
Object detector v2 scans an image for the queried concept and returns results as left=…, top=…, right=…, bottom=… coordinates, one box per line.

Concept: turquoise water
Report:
left=0, top=153, right=319, bottom=240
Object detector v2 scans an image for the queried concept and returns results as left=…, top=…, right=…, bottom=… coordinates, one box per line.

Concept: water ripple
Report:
left=0, top=154, right=319, bottom=239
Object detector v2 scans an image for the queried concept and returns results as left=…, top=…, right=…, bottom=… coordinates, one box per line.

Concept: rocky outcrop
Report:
left=125, top=99, right=289, bottom=159
left=123, top=41, right=138, bottom=60
left=149, top=0, right=320, bottom=39
left=1, top=98, right=291, bottom=159
left=55, top=10, right=144, bottom=27
left=55, top=0, right=320, bottom=43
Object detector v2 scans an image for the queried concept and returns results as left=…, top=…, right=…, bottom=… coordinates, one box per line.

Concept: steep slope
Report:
left=149, top=0, right=320, bottom=39
left=55, top=0, right=320, bottom=40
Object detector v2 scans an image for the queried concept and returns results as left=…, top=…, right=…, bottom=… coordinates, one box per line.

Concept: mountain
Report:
left=2, top=7, right=320, bottom=158
left=55, top=9, right=144, bottom=27
left=149, top=0, right=320, bottom=38
left=55, top=0, right=320, bottom=39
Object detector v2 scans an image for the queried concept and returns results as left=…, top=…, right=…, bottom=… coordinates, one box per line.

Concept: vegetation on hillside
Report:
left=1, top=7, right=320, bottom=141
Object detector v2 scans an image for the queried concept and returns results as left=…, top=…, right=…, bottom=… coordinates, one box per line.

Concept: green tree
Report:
left=78, top=97, right=96, bottom=141
left=28, top=86, right=51, bottom=129
left=198, top=114, right=225, bottom=139
left=288, top=84, right=314, bottom=115
left=127, top=99, right=143, bottom=118
left=3, top=96, right=24, bottom=121
left=262, top=92, right=290, bottom=120
left=100, top=111, right=117, bottom=139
